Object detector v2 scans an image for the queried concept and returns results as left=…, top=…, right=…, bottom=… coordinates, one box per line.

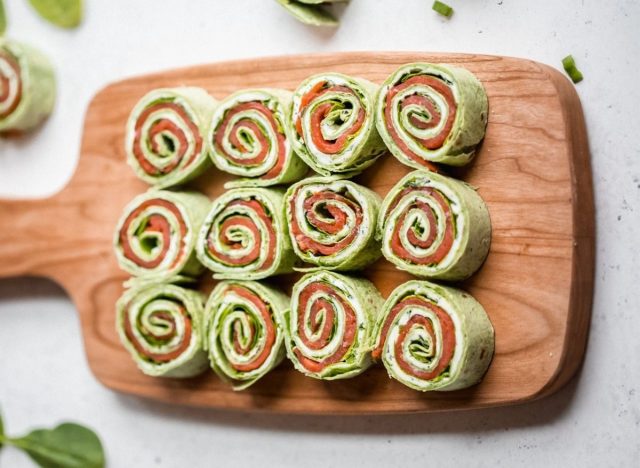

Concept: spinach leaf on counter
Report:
left=27, top=0, right=82, bottom=29
left=0, top=410, right=105, bottom=468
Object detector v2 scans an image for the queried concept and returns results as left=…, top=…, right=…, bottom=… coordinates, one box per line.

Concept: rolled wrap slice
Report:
left=376, top=62, right=488, bottom=170
left=289, top=72, right=386, bottom=176
left=196, top=187, right=295, bottom=280
left=284, top=271, right=383, bottom=379
left=204, top=280, right=288, bottom=390
left=116, top=282, right=208, bottom=378
left=378, top=170, right=491, bottom=281
left=275, top=0, right=347, bottom=27
left=0, top=39, right=55, bottom=133
left=284, top=176, right=381, bottom=270
left=114, top=190, right=210, bottom=281
left=208, top=89, right=308, bottom=187
left=125, top=87, right=217, bottom=188
left=372, top=280, right=494, bottom=391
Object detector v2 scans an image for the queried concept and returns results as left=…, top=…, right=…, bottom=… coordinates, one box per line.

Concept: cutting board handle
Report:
left=0, top=194, right=74, bottom=279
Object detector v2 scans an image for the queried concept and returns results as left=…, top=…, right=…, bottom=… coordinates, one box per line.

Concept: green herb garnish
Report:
left=0, top=410, right=105, bottom=468
left=28, top=0, right=83, bottom=29
left=562, top=55, right=584, bottom=84
left=432, top=1, right=453, bottom=17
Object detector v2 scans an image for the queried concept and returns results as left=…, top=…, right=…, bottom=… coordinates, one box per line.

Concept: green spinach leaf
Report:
left=11, top=422, right=104, bottom=468
left=0, top=0, right=7, bottom=36
left=275, top=0, right=338, bottom=26
left=27, top=0, right=82, bottom=29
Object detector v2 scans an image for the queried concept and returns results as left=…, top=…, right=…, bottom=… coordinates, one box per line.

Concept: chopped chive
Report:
left=562, top=55, right=584, bottom=84
left=432, top=1, right=453, bottom=17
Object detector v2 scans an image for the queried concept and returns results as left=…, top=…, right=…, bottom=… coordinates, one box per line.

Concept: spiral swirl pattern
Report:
left=208, top=90, right=307, bottom=186
left=285, top=271, right=383, bottom=379
left=372, top=280, right=494, bottom=391
left=205, top=281, right=287, bottom=389
left=0, top=39, right=55, bottom=133
left=379, top=170, right=491, bottom=281
left=285, top=177, right=381, bottom=270
left=126, top=88, right=216, bottom=188
left=196, top=188, right=294, bottom=280
left=376, top=63, right=488, bottom=169
left=0, top=50, right=22, bottom=120
left=114, top=190, right=209, bottom=280
left=290, top=73, right=386, bottom=176
left=117, top=283, right=208, bottom=378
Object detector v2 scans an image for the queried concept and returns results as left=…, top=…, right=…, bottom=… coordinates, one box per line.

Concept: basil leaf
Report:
left=275, top=0, right=338, bottom=26
left=0, top=0, right=6, bottom=36
left=27, top=0, right=82, bottom=29
left=12, top=422, right=105, bottom=468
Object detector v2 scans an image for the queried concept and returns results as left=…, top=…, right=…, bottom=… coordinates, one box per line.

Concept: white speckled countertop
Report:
left=1, top=1, right=638, bottom=466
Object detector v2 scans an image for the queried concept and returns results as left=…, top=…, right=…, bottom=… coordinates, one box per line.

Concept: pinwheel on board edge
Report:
left=372, top=280, right=494, bottom=391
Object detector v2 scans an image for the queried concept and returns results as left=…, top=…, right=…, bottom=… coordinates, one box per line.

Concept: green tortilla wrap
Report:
left=125, top=87, right=217, bottom=188
left=204, top=280, right=288, bottom=390
left=113, top=190, right=210, bottom=281
left=196, top=187, right=296, bottom=280
left=207, top=88, right=308, bottom=188
left=372, top=280, right=494, bottom=391
left=284, top=176, right=381, bottom=271
left=376, top=62, right=488, bottom=169
left=283, top=271, right=383, bottom=379
left=0, top=39, right=55, bottom=133
left=377, top=170, right=491, bottom=281
left=116, top=282, right=208, bottom=378
left=289, top=72, right=386, bottom=176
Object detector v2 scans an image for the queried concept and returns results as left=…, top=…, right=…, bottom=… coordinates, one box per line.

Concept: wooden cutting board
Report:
left=0, top=52, right=594, bottom=414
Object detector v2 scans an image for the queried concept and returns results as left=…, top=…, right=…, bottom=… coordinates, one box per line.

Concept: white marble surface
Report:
left=0, top=0, right=638, bottom=466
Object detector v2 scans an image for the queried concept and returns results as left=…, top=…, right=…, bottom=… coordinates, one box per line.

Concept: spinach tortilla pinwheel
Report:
left=376, top=62, right=488, bottom=170
left=114, top=190, right=210, bottom=281
left=207, top=89, right=308, bottom=187
left=275, top=1, right=347, bottom=27
left=125, top=87, right=217, bottom=188
left=378, top=170, right=491, bottom=281
left=116, top=282, right=208, bottom=378
left=289, top=72, right=386, bottom=176
left=372, top=280, right=494, bottom=391
left=283, top=271, right=383, bottom=379
left=0, top=39, right=55, bottom=133
left=284, top=176, right=381, bottom=271
left=204, top=280, right=288, bottom=390
left=196, top=187, right=295, bottom=280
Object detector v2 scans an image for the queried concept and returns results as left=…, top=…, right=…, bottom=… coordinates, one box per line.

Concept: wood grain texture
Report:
left=0, top=52, right=594, bottom=414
